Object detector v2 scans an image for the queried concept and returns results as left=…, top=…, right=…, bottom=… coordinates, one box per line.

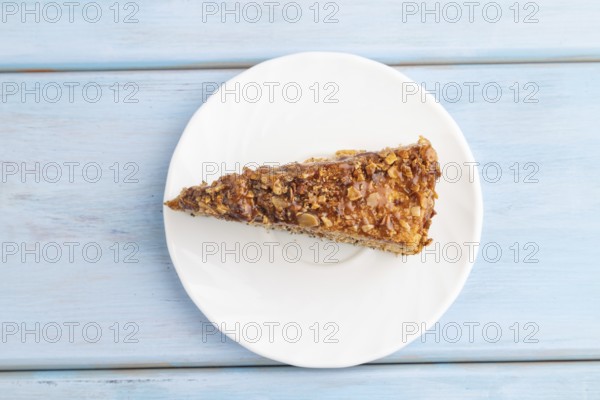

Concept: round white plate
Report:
left=164, top=52, right=483, bottom=368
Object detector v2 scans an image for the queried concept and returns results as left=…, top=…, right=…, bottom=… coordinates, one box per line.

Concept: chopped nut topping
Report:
left=384, top=152, right=398, bottom=165
left=387, top=165, right=400, bottom=179
left=297, top=213, right=320, bottom=227
left=400, top=220, right=411, bottom=231
left=367, top=192, right=379, bottom=207
left=425, top=147, right=437, bottom=162
left=401, top=164, right=413, bottom=179
left=272, top=179, right=284, bottom=195
left=271, top=196, right=289, bottom=210
left=166, top=137, right=440, bottom=255
left=321, top=216, right=333, bottom=227
left=347, top=186, right=363, bottom=201
left=365, top=162, right=378, bottom=176
left=354, top=169, right=366, bottom=182
left=361, top=224, right=374, bottom=232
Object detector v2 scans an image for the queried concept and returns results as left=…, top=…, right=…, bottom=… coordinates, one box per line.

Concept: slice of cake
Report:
left=165, top=137, right=441, bottom=255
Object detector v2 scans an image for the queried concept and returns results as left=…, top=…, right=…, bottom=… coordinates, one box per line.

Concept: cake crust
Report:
left=165, top=137, right=441, bottom=255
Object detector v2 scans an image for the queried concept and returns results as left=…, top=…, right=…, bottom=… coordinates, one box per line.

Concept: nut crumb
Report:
left=361, top=224, right=374, bottom=232
left=347, top=186, right=363, bottom=201
left=321, top=216, right=333, bottom=227
left=387, top=166, right=400, bottom=179
left=367, top=192, right=379, bottom=207
left=384, top=152, right=398, bottom=165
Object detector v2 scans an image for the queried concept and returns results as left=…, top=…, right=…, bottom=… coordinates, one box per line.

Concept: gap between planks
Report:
left=2, top=359, right=600, bottom=374
left=1, top=58, right=600, bottom=75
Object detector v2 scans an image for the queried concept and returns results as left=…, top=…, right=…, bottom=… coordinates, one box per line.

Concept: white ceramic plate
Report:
left=164, top=52, right=483, bottom=368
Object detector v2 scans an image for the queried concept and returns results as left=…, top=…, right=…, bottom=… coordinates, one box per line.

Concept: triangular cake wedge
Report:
left=165, top=137, right=441, bottom=255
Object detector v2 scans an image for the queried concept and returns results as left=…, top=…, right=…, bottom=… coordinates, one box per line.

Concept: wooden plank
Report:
left=0, top=63, right=599, bottom=369
left=0, top=0, right=600, bottom=71
left=0, top=362, right=598, bottom=399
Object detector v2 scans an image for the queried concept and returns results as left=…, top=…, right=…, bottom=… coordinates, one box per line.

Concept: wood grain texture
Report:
left=1, top=63, right=599, bottom=370
left=0, top=362, right=599, bottom=399
left=0, top=0, right=599, bottom=71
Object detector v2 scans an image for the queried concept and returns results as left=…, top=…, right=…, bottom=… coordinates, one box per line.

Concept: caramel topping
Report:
left=166, top=137, right=441, bottom=255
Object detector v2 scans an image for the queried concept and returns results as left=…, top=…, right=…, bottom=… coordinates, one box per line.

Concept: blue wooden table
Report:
left=1, top=1, right=599, bottom=397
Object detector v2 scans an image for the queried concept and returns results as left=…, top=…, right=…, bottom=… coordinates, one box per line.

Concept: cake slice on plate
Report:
left=165, top=137, right=441, bottom=255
